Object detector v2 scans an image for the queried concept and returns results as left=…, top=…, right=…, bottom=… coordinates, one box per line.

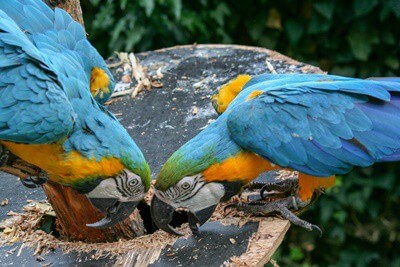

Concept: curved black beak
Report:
left=86, top=198, right=139, bottom=229
left=151, top=195, right=217, bottom=236
left=151, top=195, right=184, bottom=236
left=211, top=98, right=218, bottom=110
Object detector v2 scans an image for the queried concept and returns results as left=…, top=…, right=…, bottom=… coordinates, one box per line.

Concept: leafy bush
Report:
left=82, top=1, right=400, bottom=266
left=83, top=0, right=400, bottom=78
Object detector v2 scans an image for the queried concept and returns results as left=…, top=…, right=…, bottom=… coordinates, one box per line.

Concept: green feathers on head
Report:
left=155, top=148, right=217, bottom=191
left=121, top=154, right=151, bottom=191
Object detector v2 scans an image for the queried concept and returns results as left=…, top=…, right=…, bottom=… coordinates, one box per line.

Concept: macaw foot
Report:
left=0, top=144, right=11, bottom=167
left=260, top=177, right=298, bottom=198
left=246, top=177, right=299, bottom=199
left=225, top=196, right=322, bottom=236
left=21, top=171, right=48, bottom=189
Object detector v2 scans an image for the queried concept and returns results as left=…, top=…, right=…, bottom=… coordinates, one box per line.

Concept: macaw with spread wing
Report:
left=151, top=73, right=400, bottom=235
left=0, top=0, right=150, bottom=228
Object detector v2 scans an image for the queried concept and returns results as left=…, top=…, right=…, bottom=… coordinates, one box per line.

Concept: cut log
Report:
left=0, top=0, right=144, bottom=242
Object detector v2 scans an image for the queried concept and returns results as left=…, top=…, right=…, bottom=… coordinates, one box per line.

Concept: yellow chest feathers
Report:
left=1, top=141, right=124, bottom=185
left=202, top=152, right=277, bottom=184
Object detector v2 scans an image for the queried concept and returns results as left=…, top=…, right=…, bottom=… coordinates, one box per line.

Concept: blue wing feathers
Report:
left=0, top=7, right=76, bottom=143
left=23, top=5, right=53, bottom=33
left=0, top=0, right=115, bottom=104
left=228, top=74, right=400, bottom=177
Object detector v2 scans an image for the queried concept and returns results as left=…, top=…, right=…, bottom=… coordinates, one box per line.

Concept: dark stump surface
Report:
left=0, top=45, right=321, bottom=266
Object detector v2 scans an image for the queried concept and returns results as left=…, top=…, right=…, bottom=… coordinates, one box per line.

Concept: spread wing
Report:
left=227, top=77, right=400, bottom=177
left=0, top=9, right=75, bottom=143
left=0, top=0, right=114, bottom=103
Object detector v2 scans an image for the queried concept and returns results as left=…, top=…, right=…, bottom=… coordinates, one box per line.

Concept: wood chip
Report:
left=229, top=238, right=236, bottom=244
left=131, top=83, right=144, bottom=98
left=17, top=243, right=24, bottom=256
left=6, top=249, right=15, bottom=255
left=36, top=256, right=46, bottom=262
left=111, top=89, right=134, bottom=98
left=151, top=80, right=163, bottom=88
left=265, top=58, right=277, bottom=74
left=9, top=236, right=19, bottom=243
left=107, top=51, right=131, bottom=69
left=121, top=74, right=132, bottom=83
left=3, top=227, right=14, bottom=234
left=1, top=198, right=9, bottom=206
left=129, top=53, right=151, bottom=93
left=156, top=67, right=164, bottom=79
left=192, top=106, right=198, bottom=115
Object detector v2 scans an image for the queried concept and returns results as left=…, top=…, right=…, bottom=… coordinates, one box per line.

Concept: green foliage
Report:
left=82, top=1, right=400, bottom=265
left=83, top=0, right=400, bottom=78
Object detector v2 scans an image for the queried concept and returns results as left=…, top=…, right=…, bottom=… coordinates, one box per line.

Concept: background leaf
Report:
left=354, top=0, right=378, bottom=17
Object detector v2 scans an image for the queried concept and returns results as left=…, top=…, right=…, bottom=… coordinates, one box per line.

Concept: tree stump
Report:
left=2, top=44, right=323, bottom=265
left=0, top=0, right=143, bottom=243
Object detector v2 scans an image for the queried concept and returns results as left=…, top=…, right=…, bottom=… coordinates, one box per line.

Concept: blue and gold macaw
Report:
left=151, top=73, right=400, bottom=235
left=0, top=0, right=150, bottom=228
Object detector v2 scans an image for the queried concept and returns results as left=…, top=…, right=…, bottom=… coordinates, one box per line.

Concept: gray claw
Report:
left=311, top=224, right=323, bottom=237
left=21, top=173, right=48, bottom=189
left=224, top=203, right=238, bottom=214
left=21, top=178, right=40, bottom=189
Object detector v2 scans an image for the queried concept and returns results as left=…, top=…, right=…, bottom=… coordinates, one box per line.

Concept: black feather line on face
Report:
left=176, top=182, right=207, bottom=203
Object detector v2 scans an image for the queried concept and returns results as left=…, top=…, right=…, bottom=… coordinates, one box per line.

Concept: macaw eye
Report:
left=127, top=179, right=139, bottom=187
left=181, top=182, right=191, bottom=190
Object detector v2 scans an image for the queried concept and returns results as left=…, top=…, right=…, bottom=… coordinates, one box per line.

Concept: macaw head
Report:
left=76, top=40, right=116, bottom=104
left=150, top=123, right=248, bottom=235
left=84, top=141, right=151, bottom=229
left=212, top=74, right=251, bottom=114
left=89, top=66, right=115, bottom=104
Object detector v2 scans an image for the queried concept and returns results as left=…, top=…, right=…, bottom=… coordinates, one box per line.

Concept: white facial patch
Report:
left=179, top=182, right=224, bottom=213
left=155, top=175, right=225, bottom=213
left=86, top=169, right=145, bottom=202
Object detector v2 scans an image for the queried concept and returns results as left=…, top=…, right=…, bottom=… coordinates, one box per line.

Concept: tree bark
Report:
left=44, top=0, right=85, bottom=26
left=43, top=181, right=144, bottom=243
left=0, top=0, right=145, bottom=242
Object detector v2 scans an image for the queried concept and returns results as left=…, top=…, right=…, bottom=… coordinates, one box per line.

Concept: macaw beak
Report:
left=211, top=95, right=223, bottom=115
left=86, top=198, right=139, bottom=229
left=150, top=195, right=217, bottom=236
